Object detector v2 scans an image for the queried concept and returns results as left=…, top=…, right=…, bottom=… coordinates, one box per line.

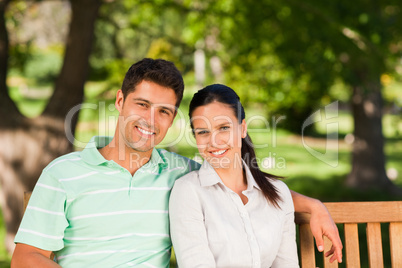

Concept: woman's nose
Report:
left=209, top=132, right=229, bottom=149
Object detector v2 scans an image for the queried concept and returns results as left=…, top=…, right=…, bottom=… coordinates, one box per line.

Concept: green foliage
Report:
left=178, top=0, right=402, bottom=134
left=23, top=47, right=63, bottom=86
left=8, top=42, right=33, bottom=75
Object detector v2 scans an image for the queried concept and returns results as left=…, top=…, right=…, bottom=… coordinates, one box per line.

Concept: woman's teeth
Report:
left=211, top=149, right=227, bottom=155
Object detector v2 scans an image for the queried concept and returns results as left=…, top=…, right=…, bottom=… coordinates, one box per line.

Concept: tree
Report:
left=0, top=0, right=101, bottom=253
left=195, top=0, right=401, bottom=193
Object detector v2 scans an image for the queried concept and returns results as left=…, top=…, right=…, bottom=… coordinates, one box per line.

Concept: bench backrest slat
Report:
left=344, top=223, right=361, bottom=268
left=295, top=201, right=402, bottom=267
left=367, top=222, right=384, bottom=268
left=389, top=222, right=402, bottom=266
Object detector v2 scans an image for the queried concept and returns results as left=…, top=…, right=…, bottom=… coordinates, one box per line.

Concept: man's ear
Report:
left=115, top=89, right=124, bottom=113
left=168, top=111, right=178, bottom=128
left=241, top=119, right=247, bottom=138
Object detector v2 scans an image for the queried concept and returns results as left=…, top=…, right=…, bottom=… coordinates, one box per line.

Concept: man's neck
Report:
left=98, top=135, right=153, bottom=176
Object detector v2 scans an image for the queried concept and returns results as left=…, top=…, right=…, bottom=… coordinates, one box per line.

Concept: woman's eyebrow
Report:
left=193, top=128, right=208, bottom=132
left=215, top=122, right=233, bottom=127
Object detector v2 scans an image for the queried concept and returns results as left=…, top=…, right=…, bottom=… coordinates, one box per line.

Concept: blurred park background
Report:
left=0, top=0, right=401, bottom=267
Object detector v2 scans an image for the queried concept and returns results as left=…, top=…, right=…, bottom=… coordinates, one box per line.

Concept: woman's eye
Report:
left=196, top=130, right=208, bottom=135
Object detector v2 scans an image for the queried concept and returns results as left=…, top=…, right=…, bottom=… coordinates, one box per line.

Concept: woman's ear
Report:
left=241, top=119, right=247, bottom=138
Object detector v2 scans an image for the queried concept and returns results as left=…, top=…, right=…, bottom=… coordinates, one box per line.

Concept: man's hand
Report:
left=290, top=190, right=343, bottom=263
left=309, top=202, right=343, bottom=263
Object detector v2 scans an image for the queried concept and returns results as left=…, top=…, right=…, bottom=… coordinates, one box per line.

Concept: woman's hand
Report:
left=290, top=190, right=343, bottom=263
left=309, top=201, right=343, bottom=263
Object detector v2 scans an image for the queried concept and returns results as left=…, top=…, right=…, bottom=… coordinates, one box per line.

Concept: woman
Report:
left=169, top=84, right=299, bottom=267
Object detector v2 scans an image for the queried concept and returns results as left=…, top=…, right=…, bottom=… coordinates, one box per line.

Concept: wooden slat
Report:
left=344, top=223, right=361, bottom=268
left=324, top=235, right=338, bottom=268
left=389, top=222, right=402, bottom=267
left=367, top=223, right=383, bottom=268
left=299, top=223, right=316, bottom=268
left=295, top=212, right=311, bottom=224
left=324, top=202, right=402, bottom=223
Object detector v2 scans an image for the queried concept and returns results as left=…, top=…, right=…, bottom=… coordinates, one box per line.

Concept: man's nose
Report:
left=141, top=107, right=155, bottom=126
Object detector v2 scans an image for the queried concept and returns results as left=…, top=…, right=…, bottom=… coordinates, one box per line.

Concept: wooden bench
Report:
left=295, top=201, right=402, bottom=268
left=23, top=193, right=402, bottom=267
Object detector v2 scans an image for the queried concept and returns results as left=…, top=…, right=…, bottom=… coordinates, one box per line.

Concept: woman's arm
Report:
left=169, top=179, right=216, bottom=268
left=290, top=190, right=343, bottom=263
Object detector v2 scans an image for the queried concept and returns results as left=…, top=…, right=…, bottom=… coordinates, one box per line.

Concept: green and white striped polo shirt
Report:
left=15, top=136, right=200, bottom=267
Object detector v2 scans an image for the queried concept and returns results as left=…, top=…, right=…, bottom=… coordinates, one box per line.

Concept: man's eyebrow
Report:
left=133, top=98, right=176, bottom=113
left=132, top=98, right=151, bottom=104
left=159, top=105, right=177, bottom=113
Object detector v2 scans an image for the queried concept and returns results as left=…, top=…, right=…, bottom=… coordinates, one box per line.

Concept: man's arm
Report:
left=11, top=243, right=60, bottom=267
left=290, top=190, right=343, bottom=263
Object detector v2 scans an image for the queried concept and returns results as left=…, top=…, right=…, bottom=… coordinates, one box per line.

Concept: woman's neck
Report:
left=215, top=161, right=247, bottom=196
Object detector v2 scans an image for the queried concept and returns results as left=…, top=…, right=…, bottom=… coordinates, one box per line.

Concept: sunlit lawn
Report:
left=1, top=83, right=401, bottom=267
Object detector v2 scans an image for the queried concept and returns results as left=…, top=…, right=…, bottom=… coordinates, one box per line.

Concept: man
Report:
left=12, top=58, right=342, bottom=267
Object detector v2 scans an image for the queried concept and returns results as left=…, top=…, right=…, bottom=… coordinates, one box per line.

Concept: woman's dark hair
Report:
left=121, top=58, right=184, bottom=108
left=189, top=84, right=282, bottom=208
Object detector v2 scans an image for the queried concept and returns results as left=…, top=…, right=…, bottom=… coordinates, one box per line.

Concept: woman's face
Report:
left=191, top=101, right=247, bottom=169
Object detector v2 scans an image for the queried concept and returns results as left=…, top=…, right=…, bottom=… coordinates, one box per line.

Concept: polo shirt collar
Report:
left=143, top=148, right=167, bottom=169
left=199, top=159, right=261, bottom=191
left=81, top=136, right=112, bottom=166
left=81, top=136, right=167, bottom=168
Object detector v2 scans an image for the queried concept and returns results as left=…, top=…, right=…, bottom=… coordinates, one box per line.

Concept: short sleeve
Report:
left=14, top=170, right=69, bottom=251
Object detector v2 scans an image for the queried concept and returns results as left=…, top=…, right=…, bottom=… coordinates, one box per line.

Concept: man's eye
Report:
left=138, top=102, right=148, bottom=107
left=220, top=126, right=230, bottom=131
left=160, top=109, right=169, bottom=115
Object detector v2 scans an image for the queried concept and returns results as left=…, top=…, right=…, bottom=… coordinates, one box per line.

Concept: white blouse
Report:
left=169, top=160, right=299, bottom=268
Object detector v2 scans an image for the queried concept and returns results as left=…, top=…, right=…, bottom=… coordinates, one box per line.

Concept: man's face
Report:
left=115, top=80, right=177, bottom=153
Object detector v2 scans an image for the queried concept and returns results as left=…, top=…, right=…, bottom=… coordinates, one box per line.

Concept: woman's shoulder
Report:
left=269, top=178, right=294, bottom=210
left=269, top=178, right=290, bottom=193
left=173, top=170, right=202, bottom=189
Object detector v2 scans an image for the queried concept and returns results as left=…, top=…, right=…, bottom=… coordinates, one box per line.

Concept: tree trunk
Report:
left=347, top=78, right=400, bottom=194
left=0, top=0, right=101, bottom=254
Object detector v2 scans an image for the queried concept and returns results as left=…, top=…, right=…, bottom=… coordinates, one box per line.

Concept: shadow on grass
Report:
left=285, top=174, right=402, bottom=202
left=0, top=261, right=10, bottom=268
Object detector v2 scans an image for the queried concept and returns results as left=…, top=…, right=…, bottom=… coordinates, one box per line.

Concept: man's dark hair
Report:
left=121, top=58, right=184, bottom=108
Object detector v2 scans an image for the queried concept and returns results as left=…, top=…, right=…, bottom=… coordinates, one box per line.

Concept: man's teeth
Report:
left=211, top=149, right=227, bottom=155
left=138, top=127, right=154, bottom=135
